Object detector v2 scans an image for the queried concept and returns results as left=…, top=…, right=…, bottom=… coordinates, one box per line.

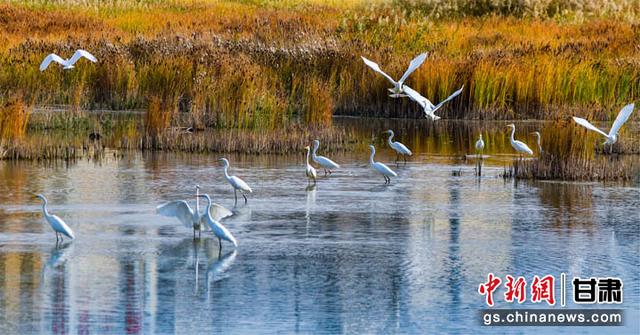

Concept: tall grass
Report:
left=0, top=95, right=31, bottom=140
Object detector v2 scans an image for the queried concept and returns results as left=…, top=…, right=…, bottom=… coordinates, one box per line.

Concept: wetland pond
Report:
left=0, top=117, right=638, bottom=334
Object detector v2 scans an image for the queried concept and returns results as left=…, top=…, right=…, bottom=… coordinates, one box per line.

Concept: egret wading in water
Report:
left=361, top=53, right=427, bottom=98
left=199, top=194, right=237, bottom=254
left=530, top=131, right=543, bottom=154
left=34, top=194, right=75, bottom=243
left=572, top=103, right=635, bottom=153
left=475, top=134, right=485, bottom=156
left=506, top=124, right=533, bottom=160
left=304, top=145, right=317, bottom=185
left=403, top=85, right=464, bottom=120
left=312, top=140, right=339, bottom=175
left=385, top=129, right=412, bottom=163
left=156, top=185, right=232, bottom=239
left=219, top=158, right=252, bottom=205
left=39, top=49, right=97, bottom=71
left=369, top=145, right=397, bottom=184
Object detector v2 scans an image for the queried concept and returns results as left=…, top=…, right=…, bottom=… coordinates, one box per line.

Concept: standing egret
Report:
left=156, top=185, right=233, bottom=239
left=369, top=145, right=398, bottom=184
left=34, top=194, right=75, bottom=243
left=361, top=53, right=428, bottom=98
left=39, top=49, right=97, bottom=71
left=403, top=85, right=464, bottom=120
left=572, top=103, right=635, bottom=153
left=199, top=194, right=238, bottom=253
left=219, top=158, right=252, bottom=205
left=385, top=129, right=412, bottom=163
left=530, top=131, right=543, bottom=154
left=312, top=139, right=340, bottom=175
left=475, top=134, right=485, bottom=156
left=506, top=124, right=533, bottom=159
left=304, top=145, right=317, bottom=185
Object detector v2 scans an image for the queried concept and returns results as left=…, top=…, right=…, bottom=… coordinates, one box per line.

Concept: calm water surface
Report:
left=0, top=119, right=638, bottom=334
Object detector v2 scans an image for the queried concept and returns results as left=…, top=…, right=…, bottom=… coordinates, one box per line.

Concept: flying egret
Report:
left=34, top=194, right=75, bottom=243
left=312, top=139, right=340, bottom=175
left=361, top=53, right=428, bottom=98
left=369, top=145, right=397, bottom=184
left=572, top=103, right=635, bottom=153
left=506, top=124, right=533, bottom=159
left=219, top=158, right=252, bottom=205
left=304, top=145, right=317, bottom=185
left=530, top=131, right=543, bottom=154
left=199, top=194, right=238, bottom=253
left=475, top=134, right=485, bottom=157
left=385, top=129, right=412, bottom=163
left=403, top=85, right=464, bottom=120
left=39, top=49, right=97, bottom=71
left=156, top=185, right=233, bottom=239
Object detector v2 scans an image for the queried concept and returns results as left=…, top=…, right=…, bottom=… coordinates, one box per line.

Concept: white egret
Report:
left=39, top=49, right=97, bottom=71
left=385, top=129, right=412, bottom=163
left=506, top=124, right=533, bottom=159
left=369, top=145, right=397, bottom=184
left=530, top=131, right=543, bottom=154
left=34, top=194, right=75, bottom=243
left=219, top=158, right=252, bottom=205
left=361, top=53, right=427, bottom=98
left=572, top=103, right=635, bottom=152
left=156, top=185, right=233, bottom=239
left=199, top=194, right=238, bottom=253
left=312, top=139, right=340, bottom=175
left=304, top=145, right=317, bottom=185
left=403, top=85, right=464, bottom=120
left=475, top=134, right=485, bottom=157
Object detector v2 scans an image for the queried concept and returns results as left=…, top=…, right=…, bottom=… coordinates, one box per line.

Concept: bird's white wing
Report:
left=156, top=200, right=195, bottom=228
left=609, top=103, right=635, bottom=136
left=210, top=203, right=233, bottom=222
left=432, top=85, right=464, bottom=113
left=361, top=56, right=397, bottom=85
left=39, top=54, right=66, bottom=71
left=398, top=52, right=428, bottom=85
left=49, top=214, right=75, bottom=239
left=402, top=85, right=429, bottom=108
left=572, top=117, right=609, bottom=138
left=231, top=176, right=252, bottom=193
left=68, top=49, right=97, bottom=66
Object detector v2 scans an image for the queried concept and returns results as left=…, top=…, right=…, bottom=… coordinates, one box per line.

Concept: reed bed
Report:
left=0, top=0, right=638, bottom=124
left=511, top=121, right=639, bottom=181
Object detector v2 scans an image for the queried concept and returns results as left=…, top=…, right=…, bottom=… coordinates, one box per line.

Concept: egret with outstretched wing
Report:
left=40, top=49, right=97, bottom=71
left=403, top=85, right=464, bottom=120
left=361, top=53, right=428, bottom=98
left=572, top=103, right=635, bottom=151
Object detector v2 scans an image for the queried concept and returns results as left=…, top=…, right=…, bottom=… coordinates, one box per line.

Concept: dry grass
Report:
left=0, top=95, right=31, bottom=140
left=510, top=121, right=639, bottom=181
left=0, top=0, right=637, bottom=127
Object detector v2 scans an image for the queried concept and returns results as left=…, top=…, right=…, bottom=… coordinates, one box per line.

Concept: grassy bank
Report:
left=0, top=0, right=638, bottom=125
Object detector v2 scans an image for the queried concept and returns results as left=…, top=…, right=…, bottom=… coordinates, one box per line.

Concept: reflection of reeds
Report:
left=512, top=122, right=639, bottom=181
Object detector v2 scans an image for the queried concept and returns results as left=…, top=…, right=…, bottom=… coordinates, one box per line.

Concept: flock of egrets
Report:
left=33, top=50, right=636, bottom=251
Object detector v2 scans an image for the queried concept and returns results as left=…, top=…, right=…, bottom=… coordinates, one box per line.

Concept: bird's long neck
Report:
left=537, top=136, right=542, bottom=151
left=387, top=132, right=394, bottom=145
left=223, top=164, right=231, bottom=180
left=306, top=148, right=311, bottom=166
left=203, top=196, right=212, bottom=217
left=510, top=127, right=516, bottom=144
left=312, top=143, right=319, bottom=159
left=369, top=147, right=375, bottom=165
left=195, top=188, right=200, bottom=215
left=41, top=199, right=49, bottom=217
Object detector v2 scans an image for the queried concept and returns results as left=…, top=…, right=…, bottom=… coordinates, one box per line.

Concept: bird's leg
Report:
left=324, top=169, right=328, bottom=176
left=218, top=237, right=222, bottom=255
left=328, top=169, right=332, bottom=175
left=243, top=193, right=248, bottom=204
left=395, top=154, right=399, bottom=163
left=198, top=229, right=201, bottom=239
left=234, top=189, right=238, bottom=205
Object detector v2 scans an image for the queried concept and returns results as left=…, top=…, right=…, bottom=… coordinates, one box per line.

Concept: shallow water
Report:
left=0, top=119, right=638, bottom=334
